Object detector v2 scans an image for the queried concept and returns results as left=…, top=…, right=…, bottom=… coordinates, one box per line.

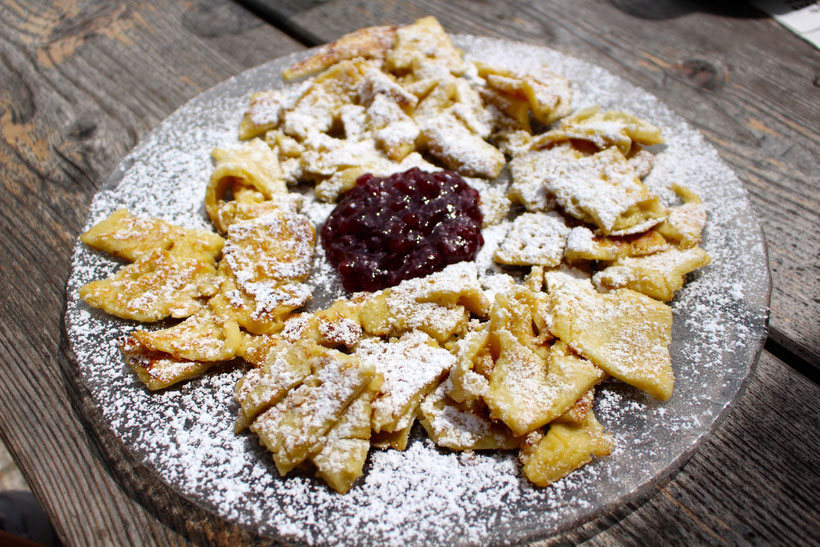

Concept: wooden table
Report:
left=1, top=0, right=817, bottom=544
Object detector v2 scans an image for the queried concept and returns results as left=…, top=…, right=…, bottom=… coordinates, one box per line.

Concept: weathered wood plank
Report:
left=278, top=0, right=820, bottom=366
left=1, top=0, right=817, bottom=544
left=0, top=0, right=302, bottom=544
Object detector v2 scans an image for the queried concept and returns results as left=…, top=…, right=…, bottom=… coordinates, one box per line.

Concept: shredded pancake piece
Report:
left=547, top=271, right=674, bottom=400
left=79, top=249, right=219, bottom=322
left=593, top=246, right=711, bottom=301
left=494, top=212, right=570, bottom=267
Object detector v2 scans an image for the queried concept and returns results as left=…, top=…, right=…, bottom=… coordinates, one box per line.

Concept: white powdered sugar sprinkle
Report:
left=64, top=37, right=769, bottom=544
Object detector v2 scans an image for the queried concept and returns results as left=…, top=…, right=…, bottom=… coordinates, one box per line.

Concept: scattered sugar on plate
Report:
left=64, top=38, right=769, bottom=544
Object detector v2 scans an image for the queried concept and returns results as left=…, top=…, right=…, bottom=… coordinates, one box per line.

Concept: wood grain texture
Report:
left=0, top=0, right=817, bottom=544
left=0, top=0, right=301, bottom=544
left=273, top=0, right=820, bottom=366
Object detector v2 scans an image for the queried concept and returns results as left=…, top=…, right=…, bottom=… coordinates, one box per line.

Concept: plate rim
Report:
left=63, top=34, right=773, bottom=543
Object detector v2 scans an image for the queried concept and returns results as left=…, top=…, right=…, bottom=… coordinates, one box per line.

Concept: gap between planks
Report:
left=235, top=0, right=325, bottom=46
left=764, top=337, right=819, bottom=385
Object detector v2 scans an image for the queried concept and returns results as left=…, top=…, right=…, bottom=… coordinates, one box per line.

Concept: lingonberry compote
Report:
left=321, top=168, right=483, bottom=292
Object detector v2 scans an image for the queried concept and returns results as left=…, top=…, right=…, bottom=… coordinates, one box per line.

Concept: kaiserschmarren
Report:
left=79, top=16, right=710, bottom=494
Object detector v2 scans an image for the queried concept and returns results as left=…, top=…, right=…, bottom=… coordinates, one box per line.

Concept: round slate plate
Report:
left=65, top=36, right=770, bottom=544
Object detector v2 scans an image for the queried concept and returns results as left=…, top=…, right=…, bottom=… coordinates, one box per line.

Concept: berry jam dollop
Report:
left=321, top=168, right=484, bottom=292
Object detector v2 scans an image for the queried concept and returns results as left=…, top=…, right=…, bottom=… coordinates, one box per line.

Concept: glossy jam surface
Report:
left=321, top=168, right=484, bottom=292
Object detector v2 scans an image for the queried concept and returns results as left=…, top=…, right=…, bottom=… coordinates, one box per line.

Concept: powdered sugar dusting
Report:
left=64, top=37, right=768, bottom=543
left=358, top=330, right=455, bottom=431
